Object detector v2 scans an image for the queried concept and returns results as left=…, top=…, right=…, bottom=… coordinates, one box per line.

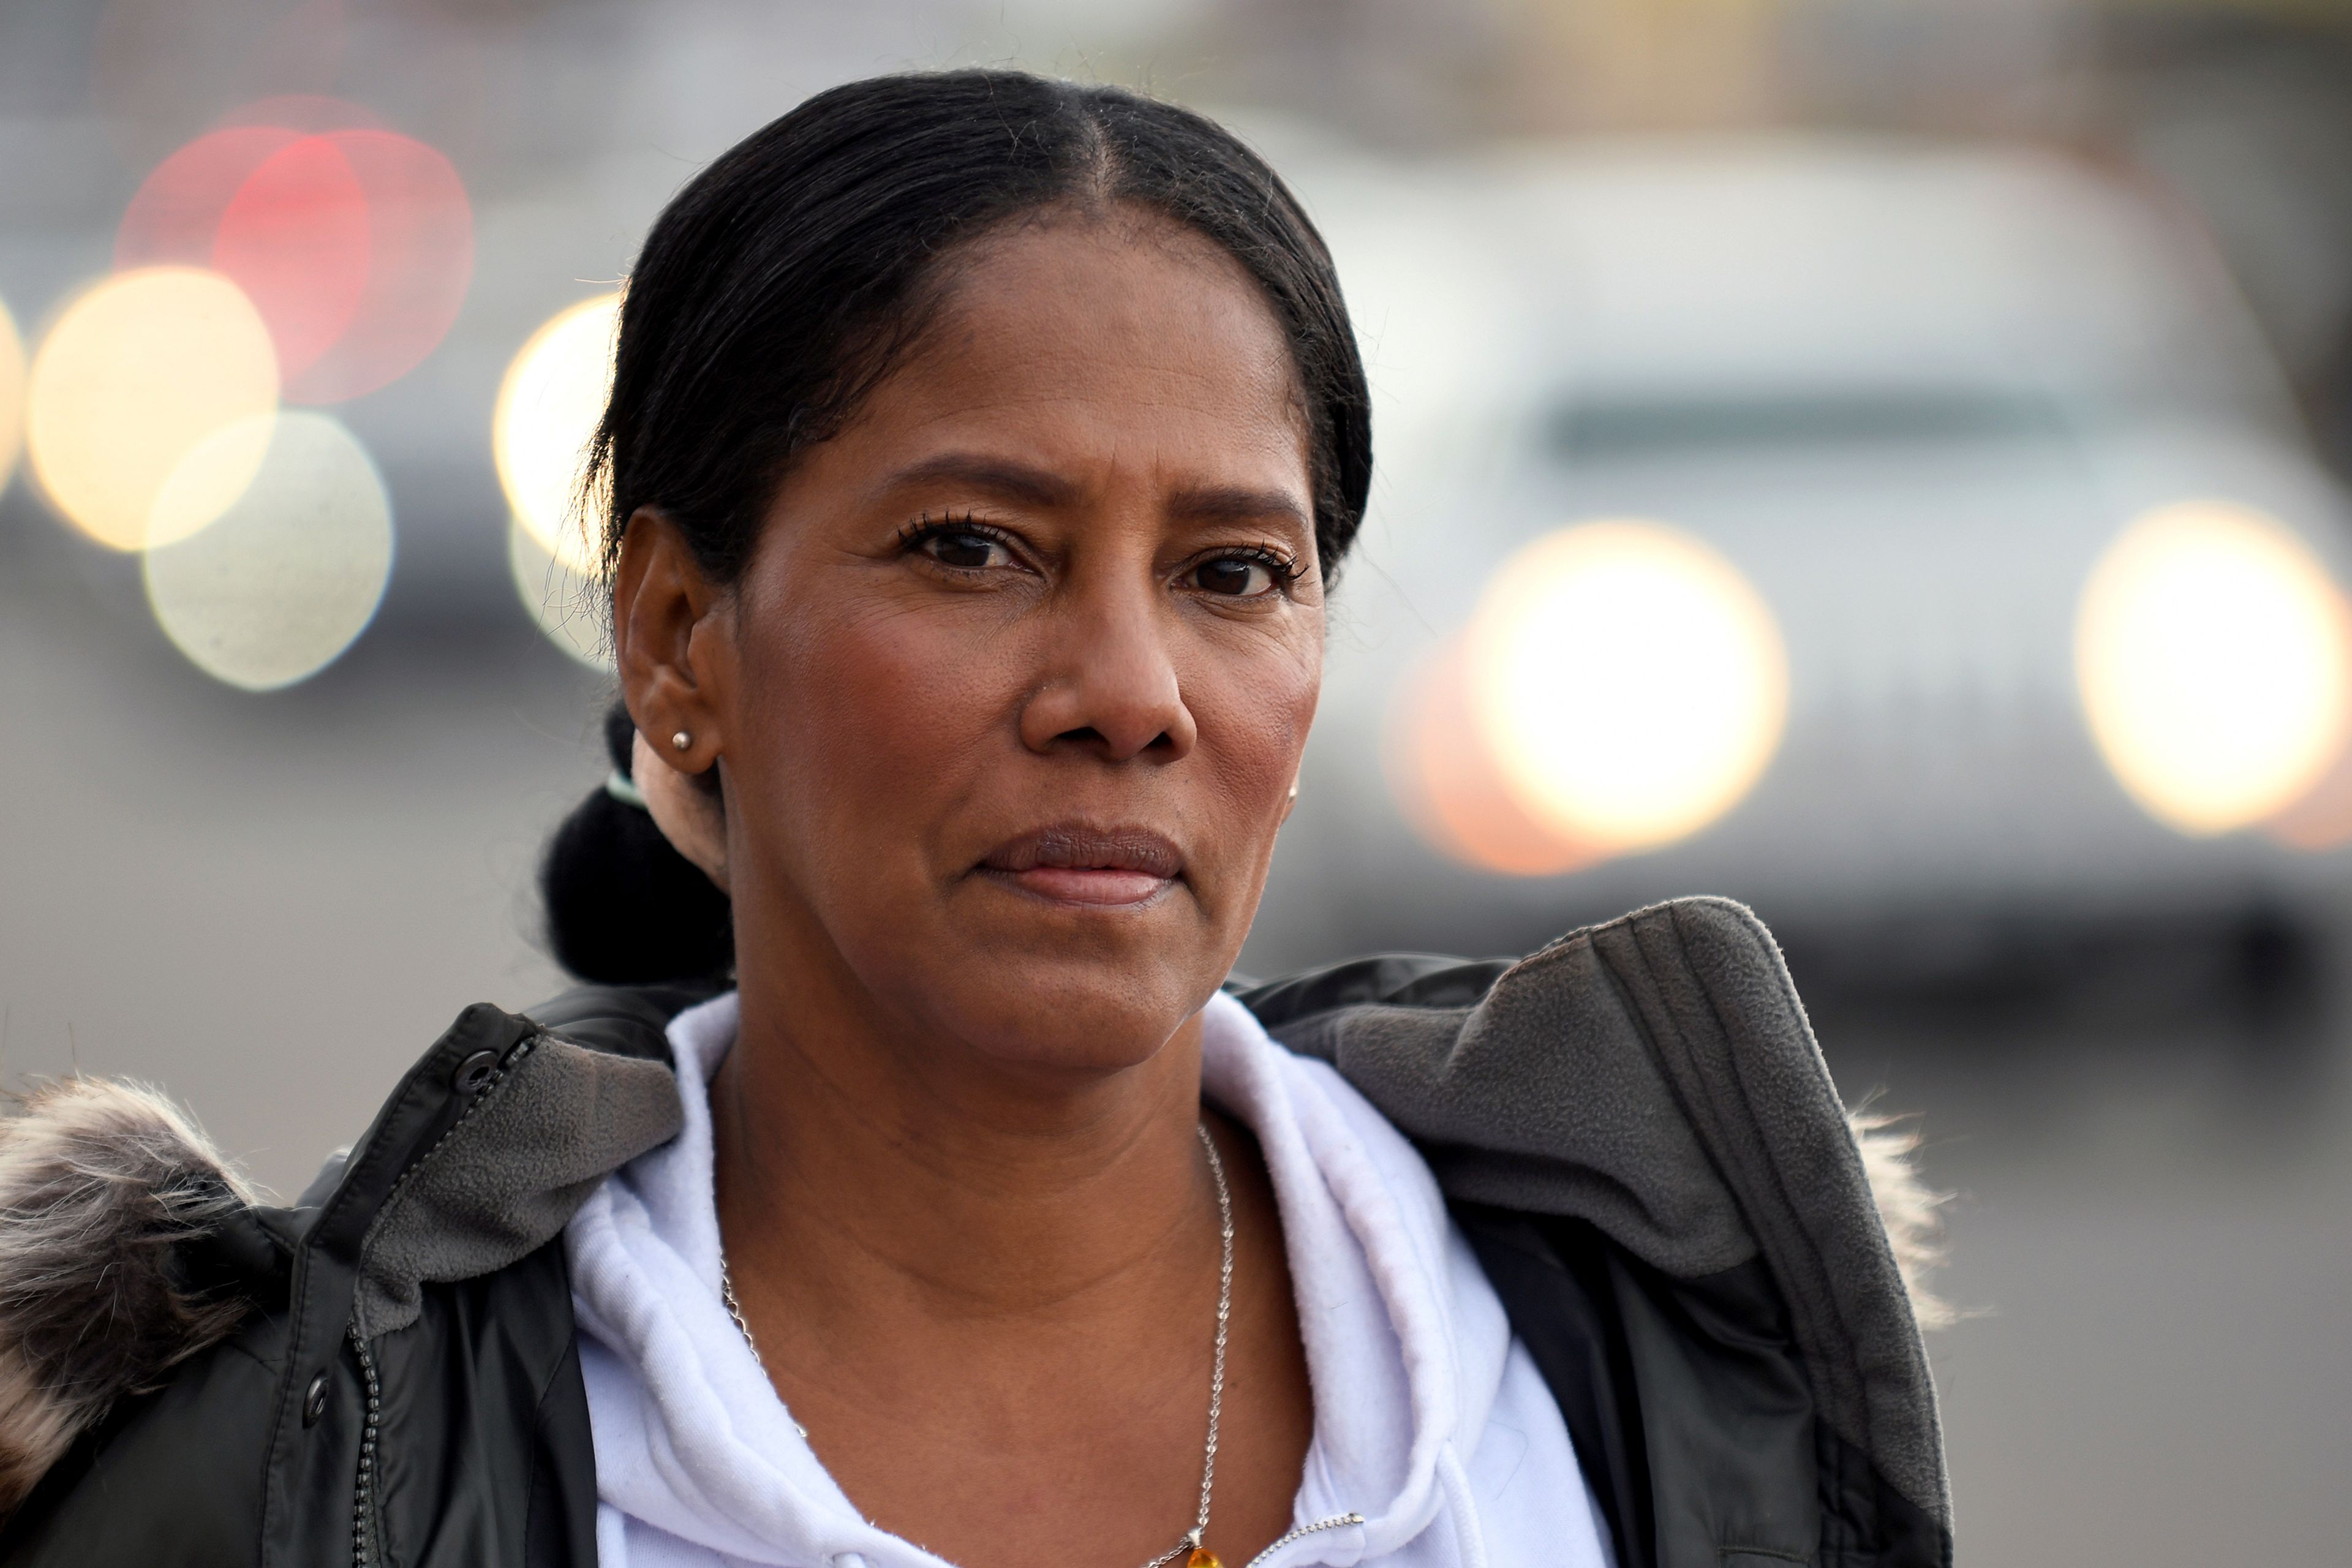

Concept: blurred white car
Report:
left=1247, top=135, right=2352, bottom=991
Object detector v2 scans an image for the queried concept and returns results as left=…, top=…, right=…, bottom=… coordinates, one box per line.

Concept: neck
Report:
left=702, top=901, right=1317, bottom=1568
left=711, top=935, right=1217, bottom=1329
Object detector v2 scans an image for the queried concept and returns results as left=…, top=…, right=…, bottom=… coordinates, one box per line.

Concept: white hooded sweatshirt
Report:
left=565, top=990, right=1613, bottom=1568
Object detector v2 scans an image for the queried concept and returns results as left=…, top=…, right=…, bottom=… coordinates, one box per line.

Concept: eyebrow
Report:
left=878, top=451, right=1311, bottom=532
left=1165, top=483, right=1313, bottom=532
left=877, top=453, right=1076, bottom=508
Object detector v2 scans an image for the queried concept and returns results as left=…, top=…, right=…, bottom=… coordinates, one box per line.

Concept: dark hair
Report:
left=540, top=69, right=1372, bottom=984
left=540, top=703, right=734, bottom=984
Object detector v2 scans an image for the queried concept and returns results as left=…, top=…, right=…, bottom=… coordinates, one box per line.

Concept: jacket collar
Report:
left=304, top=898, right=1946, bottom=1547
left=1239, top=896, right=1951, bottom=1541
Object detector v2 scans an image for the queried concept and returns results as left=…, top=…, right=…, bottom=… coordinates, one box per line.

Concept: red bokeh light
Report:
left=116, top=103, right=473, bottom=404
left=211, top=135, right=370, bottom=382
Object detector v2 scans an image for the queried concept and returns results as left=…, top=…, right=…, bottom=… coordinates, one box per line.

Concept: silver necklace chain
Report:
left=718, top=1121, right=1237, bottom=1568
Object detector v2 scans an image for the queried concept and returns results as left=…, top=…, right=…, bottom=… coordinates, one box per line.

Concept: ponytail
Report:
left=539, top=702, right=734, bottom=984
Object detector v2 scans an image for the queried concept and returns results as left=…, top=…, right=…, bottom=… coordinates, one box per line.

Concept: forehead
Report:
left=841, top=209, right=1310, bottom=483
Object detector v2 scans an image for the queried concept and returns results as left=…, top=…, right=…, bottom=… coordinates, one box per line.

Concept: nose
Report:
left=1018, top=582, right=1197, bottom=763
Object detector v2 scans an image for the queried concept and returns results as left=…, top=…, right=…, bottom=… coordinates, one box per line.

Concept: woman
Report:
left=0, top=71, right=1950, bottom=1568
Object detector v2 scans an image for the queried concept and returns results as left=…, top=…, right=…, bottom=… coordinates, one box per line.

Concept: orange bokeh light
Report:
left=2264, top=745, right=2352, bottom=851
left=116, top=106, right=472, bottom=404
left=1386, top=640, right=1607, bottom=877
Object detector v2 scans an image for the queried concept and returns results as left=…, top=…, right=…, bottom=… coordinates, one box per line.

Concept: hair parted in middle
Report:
left=582, top=68, right=1373, bottom=590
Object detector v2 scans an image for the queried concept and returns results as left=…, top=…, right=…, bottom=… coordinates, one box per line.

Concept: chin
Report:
left=913, top=941, right=1220, bottom=1079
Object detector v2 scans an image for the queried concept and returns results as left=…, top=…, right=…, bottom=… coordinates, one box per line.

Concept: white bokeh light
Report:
left=508, top=515, right=612, bottom=671
left=143, top=410, right=394, bottom=690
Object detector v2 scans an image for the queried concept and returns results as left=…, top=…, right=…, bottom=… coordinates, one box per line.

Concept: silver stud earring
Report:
left=671, top=730, right=692, bottom=752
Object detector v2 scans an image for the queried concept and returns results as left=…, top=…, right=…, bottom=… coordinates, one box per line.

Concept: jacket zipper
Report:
left=346, top=1034, right=540, bottom=1566
left=1246, top=1512, right=1365, bottom=1567
left=349, top=1331, right=382, bottom=1566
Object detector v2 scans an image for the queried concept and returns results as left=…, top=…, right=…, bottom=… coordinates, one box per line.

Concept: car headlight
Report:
left=2076, top=500, right=2352, bottom=837
left=1392, top=519, right=1789, bottom=872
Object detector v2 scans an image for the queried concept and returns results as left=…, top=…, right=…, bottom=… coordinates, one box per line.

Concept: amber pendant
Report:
left=1185, top=1550, right=1221, bottom=1568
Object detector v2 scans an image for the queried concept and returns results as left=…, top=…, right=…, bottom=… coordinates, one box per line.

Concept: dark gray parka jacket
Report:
left=0, top=897, right=1952, bottom=1568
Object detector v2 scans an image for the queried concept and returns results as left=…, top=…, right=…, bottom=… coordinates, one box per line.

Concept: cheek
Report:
left=743, top=600, right=1014, bottom=820
left=1191, top=625, right=1323, bottom=837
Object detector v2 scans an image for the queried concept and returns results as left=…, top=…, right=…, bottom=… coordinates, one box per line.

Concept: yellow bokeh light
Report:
left=0, top=295, right=24, bottom=495
left=508, top=516, right=613, bottom=671
left=494, top=293, right=617, bottom=575
left=2076, top=500, right=2352, bottom=836
left=1464, top=520, right=1789, bottom=854
left=27, top=268, right=279, bottom=551
left=143, top=411, right=393, bottom=691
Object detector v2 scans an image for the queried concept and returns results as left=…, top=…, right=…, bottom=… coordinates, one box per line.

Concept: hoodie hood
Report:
left=1197, top=993, right=1499, bottom=1563
left=565, top=990, right=1607, bottom=1568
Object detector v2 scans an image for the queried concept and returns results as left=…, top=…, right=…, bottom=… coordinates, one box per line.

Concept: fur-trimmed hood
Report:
left=0, top=1081, right=277, bottom=1515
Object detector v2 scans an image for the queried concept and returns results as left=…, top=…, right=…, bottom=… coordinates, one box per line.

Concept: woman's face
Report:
left=638, top=209, right=1324, bottom=1077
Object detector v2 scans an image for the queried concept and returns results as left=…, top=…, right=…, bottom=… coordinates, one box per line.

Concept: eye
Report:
left=902, top=518, right=1016, bottom=571
left=926, top=528, right=1008, bottom=570
left=1188, top=549, right=1295, bottom=598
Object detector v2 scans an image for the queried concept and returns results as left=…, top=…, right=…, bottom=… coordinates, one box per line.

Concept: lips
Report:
left=978, top=824, right=1183, bottom=907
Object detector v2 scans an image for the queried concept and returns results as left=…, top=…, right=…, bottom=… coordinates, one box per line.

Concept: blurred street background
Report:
left=5, top=0, right=2352, bottom=1561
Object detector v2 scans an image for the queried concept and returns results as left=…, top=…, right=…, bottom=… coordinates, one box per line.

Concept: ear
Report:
left=631, top=729, right=729, bottom=891
left=612, top=507, right=731, bottom=776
